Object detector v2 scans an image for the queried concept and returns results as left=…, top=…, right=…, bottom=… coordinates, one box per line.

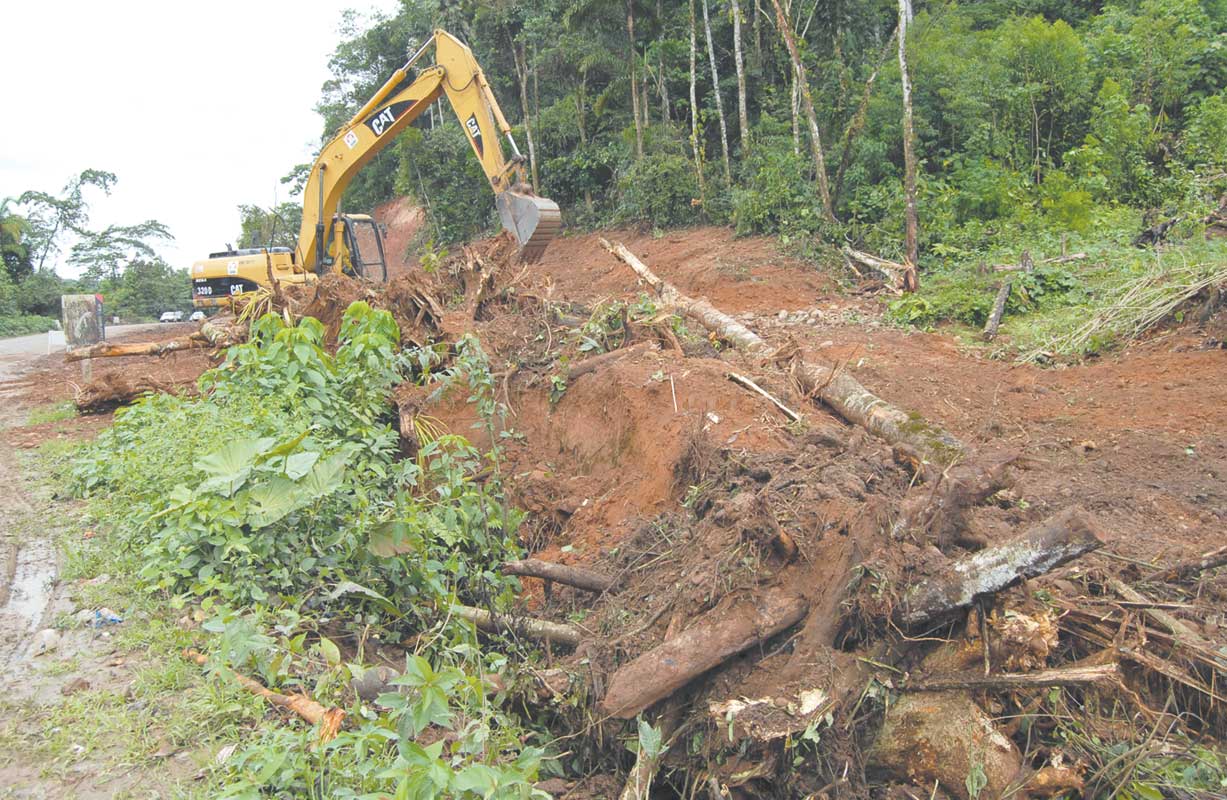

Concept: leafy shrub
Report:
left=731, top=133, right=823, bottom=236
left=71, top=302, right=549, bottom=795
left=0, top=314, right=57, bottom=337
left=72, top=303, right=521, bottom=618
left=615, top=152, right=701, bottom=228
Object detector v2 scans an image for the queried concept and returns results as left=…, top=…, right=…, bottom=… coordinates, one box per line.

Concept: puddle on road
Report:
left=0, top=538, right=56, bottom=664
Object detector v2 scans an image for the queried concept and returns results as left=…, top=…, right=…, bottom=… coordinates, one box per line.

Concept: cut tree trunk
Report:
left=768, top=0, right=834, bottom=221
left=501, top=559, right=617, bottom=593
left=601, top=585, right=809, bottom=718
left=896, top=507, right=1105, bottom=629
left=897, top=0, right=919, bottom=290
left=701, top=0, right=732, bottom=181
left=600, top=238, right=964, bottom=468
left=184, top=649, right=345, bottom=742
left=453, top=605, right=582, bottom=648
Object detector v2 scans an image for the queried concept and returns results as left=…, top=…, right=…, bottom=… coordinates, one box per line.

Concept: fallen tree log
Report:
left=600, top=585, right=809, bottom=719
left=903, top=662, right=1118, bottom=692
left=600, top=238, right=963, bottom=468
left=1143, top=544, right=1227, bottom=583
left=896, top=507, right=1105, bottom=629
left=453, top=604, right=582, bottom=648
left=64, top=318, right=246, bottom=362
left=184, top=649, right=344, bottom=742
left=65, top=336, right=204, bottom=362
left=501, top=559, right=617, bottom=593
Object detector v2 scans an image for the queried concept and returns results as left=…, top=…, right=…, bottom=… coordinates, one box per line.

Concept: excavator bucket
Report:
left=496, top=190, right=562, bottom=262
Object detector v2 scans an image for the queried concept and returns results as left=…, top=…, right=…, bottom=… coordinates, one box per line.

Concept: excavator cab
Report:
left=329, top=214, right=388, bottom=282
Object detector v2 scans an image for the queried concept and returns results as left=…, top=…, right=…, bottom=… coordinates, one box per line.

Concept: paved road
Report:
left=0, top=323, right=165, bottom=382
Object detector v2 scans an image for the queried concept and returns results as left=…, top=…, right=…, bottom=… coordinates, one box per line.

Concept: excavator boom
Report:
left=297, top=29, right=559, bottom=270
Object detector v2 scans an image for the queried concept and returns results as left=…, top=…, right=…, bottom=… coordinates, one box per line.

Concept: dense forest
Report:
left=289, top=0, right=1226, bottom=340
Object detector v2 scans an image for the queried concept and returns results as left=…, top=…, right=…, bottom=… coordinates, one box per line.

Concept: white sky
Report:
left=1, top=0, right=401, bottom=277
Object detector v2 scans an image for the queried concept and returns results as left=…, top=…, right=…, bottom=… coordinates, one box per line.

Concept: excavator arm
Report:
left=297, top=29, right=560, bottom=270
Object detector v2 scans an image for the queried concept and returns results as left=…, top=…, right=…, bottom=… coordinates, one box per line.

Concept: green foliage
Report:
left=395, top=126, right=494, bottom=245
left=615, top=152, right=702, bottom=229
left=0, top=314, right=58, bottom=337
left=69, top=300, right=547, bottom=795
left=1084, top=78, right=1161, bottom=205
left=1182, top=90, right=1227, bottom=172
left=236, top=202, right=302, bottom=250
left=732, top=120, right=824, bottom=236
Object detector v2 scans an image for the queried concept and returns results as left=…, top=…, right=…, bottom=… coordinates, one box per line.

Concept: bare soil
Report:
left=1, top=221, right=1224, bottom=797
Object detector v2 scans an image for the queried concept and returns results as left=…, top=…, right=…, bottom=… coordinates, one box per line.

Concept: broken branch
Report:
left=1142, top=544, right=1227, bottom=584
left=727, top=371, right=800, bottom=421
left=184, top=649, right=344, bottom=742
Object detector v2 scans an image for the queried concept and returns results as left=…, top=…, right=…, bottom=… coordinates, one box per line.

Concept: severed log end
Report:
left=452, top=604, right=583, bottom=648
left=601, top=587, right=809, bottom=719
left=501, top=558, right=618, bottom=593
left=896, top=507, right=1104, bottom=629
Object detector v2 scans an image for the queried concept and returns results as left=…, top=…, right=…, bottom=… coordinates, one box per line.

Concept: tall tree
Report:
left=18, top=169, right=117, bottom=271
left=730, top=0, right=750, bottom=154
left=832, top=27, right=896, bottom=208
left=627, top=0, right=644, bottom=159
left=689, top=0, right=708, bottom=203
left=512, top=39, right=541, bottom=189
left=702, top=0, right=733, bottom=180
left=70, top=220, right=174, bottom=285
left=768, top=0, right=834, bottom=220
left=0, top=198, right=33, bottom=283
left=897, top=0, right=919, bottom=290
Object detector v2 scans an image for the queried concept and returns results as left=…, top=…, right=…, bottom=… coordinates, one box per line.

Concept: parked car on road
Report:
left=189, top=310, right=206, bottom=322
left=159, top=311, right=184, bottom=323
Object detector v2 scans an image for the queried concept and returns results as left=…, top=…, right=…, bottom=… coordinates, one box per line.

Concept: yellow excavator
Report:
left=192, top=29, right=561, bottom=308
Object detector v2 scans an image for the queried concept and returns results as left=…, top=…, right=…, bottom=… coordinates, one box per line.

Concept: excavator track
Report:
left=496, top=191, right=562, bottom=262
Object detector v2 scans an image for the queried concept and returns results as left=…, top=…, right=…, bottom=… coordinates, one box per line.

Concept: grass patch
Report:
left=888, top=222, right=1227, bottom=361
left=26, top=401, right=77, bottom=427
